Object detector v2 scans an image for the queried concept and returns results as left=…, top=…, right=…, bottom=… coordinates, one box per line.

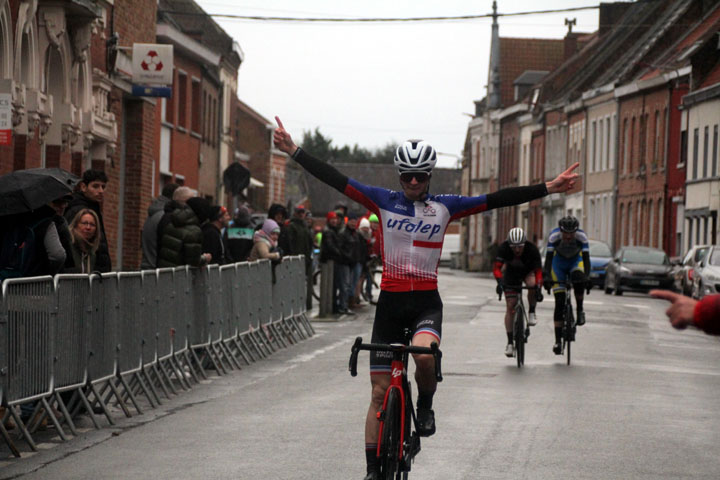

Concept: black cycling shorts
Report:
left=369, top=290, right=442, bottom=375
left=502, top=266, right=533, bottom=293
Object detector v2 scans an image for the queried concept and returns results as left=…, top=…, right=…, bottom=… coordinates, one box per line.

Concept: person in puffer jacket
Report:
left=157, top=197, right=212, bottom=268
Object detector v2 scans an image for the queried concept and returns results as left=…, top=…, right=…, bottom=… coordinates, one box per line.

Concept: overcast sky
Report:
left=195, top=1, right=601, bottom=167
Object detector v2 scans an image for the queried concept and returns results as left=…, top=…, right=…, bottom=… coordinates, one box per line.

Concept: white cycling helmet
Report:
left=508, top=227, right=526, bottom=246
left=394, top=140, right=437, bottom=174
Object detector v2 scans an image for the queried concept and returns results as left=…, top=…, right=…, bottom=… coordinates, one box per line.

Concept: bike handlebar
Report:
left=498, top=284, right=542, bottom=301
left=349, top=337, right=443, bottom=382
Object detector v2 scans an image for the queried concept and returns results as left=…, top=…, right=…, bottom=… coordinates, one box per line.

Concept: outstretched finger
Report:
left=563, top=162, right=580, bottom=175
left=275, top=116, right=285, bottom=130
left=650, top=289, right=682, bottom=303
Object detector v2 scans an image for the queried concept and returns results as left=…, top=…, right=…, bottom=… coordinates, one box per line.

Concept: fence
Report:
left=0, top=256, right=313, bottom=457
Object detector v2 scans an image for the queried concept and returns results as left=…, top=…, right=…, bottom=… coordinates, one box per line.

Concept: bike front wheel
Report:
left=514, top=308, right=525, bottom=368
left=378, top=389, right=401, bottom=479
left=564, top=304, right=574, bottom=366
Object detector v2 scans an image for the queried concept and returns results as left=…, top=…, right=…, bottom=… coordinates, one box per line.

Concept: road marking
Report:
left=622, top=303, right=650, bottom=309
left=445, top=295, right=469, bottom=299
left=584, top=301, right=604, bottom=305
left=289, top=339, right=348, bottom=364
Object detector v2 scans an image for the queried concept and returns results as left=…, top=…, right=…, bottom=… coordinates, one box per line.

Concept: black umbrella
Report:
left=0, top=168, right=79, bottom=216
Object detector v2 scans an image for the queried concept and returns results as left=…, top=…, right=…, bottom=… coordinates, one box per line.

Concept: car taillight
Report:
left=688, top=270, right=693, bottom=281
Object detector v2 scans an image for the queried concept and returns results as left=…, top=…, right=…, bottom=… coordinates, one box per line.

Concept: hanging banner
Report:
left=132, top=43, right=173, bottom=85
left=0, top=93, right=11, bottom=146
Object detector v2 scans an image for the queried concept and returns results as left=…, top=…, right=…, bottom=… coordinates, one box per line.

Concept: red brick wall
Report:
left=616, top=87, right=669, bottom=250
left=236, top=101, right=273, bottom=210
left=120, top=99, right=156, bottom=269
left=529, top=129, right=545, bottom=243
left=0, top=144, right=13, bottom=175
left=112, top=0, right=157, bottom=46
left=664, top=84, right=689, bottom=256
left=497, top=116, right=520, bottom=238
left=162, top=54, right=203, bottom=190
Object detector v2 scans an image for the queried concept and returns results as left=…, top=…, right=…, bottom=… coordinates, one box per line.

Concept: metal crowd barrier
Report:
left=0, top=256, right=313, bottom=458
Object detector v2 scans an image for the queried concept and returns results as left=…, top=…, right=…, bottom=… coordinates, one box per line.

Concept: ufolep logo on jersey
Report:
left=386, top=218, right=442, bottom=239
left=422, top=205, right=437, bottom=216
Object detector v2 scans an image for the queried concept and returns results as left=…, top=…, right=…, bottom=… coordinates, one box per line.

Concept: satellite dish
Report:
left=223, top=162, right=250, bottom=195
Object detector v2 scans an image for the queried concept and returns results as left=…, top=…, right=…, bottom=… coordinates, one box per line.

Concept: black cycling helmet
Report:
left=558, top=216, right=579, bottom=233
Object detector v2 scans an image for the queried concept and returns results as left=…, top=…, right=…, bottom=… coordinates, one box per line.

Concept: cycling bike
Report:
left=498, top=285, right=540, bottom=368
left=554, top=280, right=577, bottom=366
left=313, top=260, right=382, bottom=305
left=349, top=333, right=443, bottom=480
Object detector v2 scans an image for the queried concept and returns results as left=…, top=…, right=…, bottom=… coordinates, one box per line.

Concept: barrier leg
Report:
left=88, top=382, right=116, bottom=425
left=107, top=379, right=133, bottom=418
left=116, top=375, right=144, bottom=415
left=53, top=392, right=78, bottom=436
left=219, top=340, right=243, bottom=370
left=4, top=407, right=30, bottom=455
left=210, top=343, right=232, bottom=373
left=245, top=331, right=267, bottom=359
left=230, top=336, right=254, bottom=365
left=148, top=363, right=173, bottom=399
left=289, top=316, right=307, bottom=341
left=0, top=415, right=21, bottom=457
left=156, top=361, right=178, bottom=395
left=268, top=323, right=287, bottom=349
left=300, top=313, right=315, bottom=336
left=134, top=371, right=159, bottom=408
left=40, top=396, right=69, bottom=441
left=170, top=354, right=195, bottom=388
left=189, top=349, right=209, bottom=380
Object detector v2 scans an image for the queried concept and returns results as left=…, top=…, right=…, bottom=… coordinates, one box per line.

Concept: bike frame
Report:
left=378, top=353, right=410, bottom=462
left=349, top=337, right=442, bottom=476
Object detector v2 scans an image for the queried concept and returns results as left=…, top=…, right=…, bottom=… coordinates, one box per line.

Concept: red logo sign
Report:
left=140, top=50, right=163, bottom=72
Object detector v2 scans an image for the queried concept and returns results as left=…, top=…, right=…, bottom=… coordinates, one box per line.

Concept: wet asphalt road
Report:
left=4, top=268, right=720, bottom=479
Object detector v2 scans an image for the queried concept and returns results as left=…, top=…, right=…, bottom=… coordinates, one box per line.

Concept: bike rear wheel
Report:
left=379, top=389, right=401, bottom=480
left=564, top=303, right=573, bottom=366
left=312, top=269, right=321, bottom=301
left=514, top=307, right=525, bottom=368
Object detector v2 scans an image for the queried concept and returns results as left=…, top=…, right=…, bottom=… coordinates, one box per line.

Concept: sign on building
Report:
left=0, top=93, right=11, bottom=146
left=132, top=44, right=173, bottom=86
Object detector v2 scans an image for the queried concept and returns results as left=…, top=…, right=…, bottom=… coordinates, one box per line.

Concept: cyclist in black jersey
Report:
left=493, top=227, right=543, bottom=357
left=272, top=117, right=580, bottom=480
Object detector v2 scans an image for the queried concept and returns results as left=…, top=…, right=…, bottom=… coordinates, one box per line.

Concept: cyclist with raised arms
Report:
left=273, top=117, right=579, bottom=480
left=493, top=227, right=543, bottom=358
left=542, top=216, right=592, bottom=355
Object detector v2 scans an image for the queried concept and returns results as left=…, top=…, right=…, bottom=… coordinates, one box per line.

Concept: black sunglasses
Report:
left=400, top=172, right=430, bottom=183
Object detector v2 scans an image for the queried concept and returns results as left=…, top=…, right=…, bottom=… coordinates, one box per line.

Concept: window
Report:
left=166, top=70, right=176, bottom=124
left=654, top=111, right=661, bottom=165
left=693, top=128, right=699, bottom=179
left=177, top=72, right=187, bottom=128
left=604, top=117, right=611, bottom=171
left=627, top=203, right=633, bottom=246
left=622, top=118, right=629, bottom=174
left=648, top=200, right=654, bottom=247
left=679, top=129, right=687, bottom=168
left=590, top=120, right=596, bottom=173
left=191, top=79, right=201, bottom=134
left=713, top=125, right=718, bottom=177
left=630, top=117, right=636, bottom=173
left=703, top=126, right=709, bottom=178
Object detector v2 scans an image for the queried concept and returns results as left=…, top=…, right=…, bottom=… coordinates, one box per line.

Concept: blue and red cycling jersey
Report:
left=292, top=147, right=548, bottom=293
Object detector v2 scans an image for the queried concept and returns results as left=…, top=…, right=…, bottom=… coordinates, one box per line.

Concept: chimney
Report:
left=564, top=18, right=578, bottom=60
left=599, top=2, right=634, bottom=37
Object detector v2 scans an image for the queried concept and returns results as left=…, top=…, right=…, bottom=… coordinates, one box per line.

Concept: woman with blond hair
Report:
left=67, top=208, right=101, bottom=273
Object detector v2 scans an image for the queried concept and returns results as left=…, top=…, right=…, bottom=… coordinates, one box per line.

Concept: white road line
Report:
left=622, top=303, right=651, bottom=309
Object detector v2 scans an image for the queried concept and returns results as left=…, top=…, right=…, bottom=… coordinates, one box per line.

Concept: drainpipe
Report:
left=611, top=97, right=620, bottom=253
left=216, top=81, right=224, bottom=204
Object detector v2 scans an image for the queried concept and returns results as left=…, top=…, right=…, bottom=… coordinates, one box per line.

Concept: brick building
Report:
left=233, top=98, right=286, bottom=211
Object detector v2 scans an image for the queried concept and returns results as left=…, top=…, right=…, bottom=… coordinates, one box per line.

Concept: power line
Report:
left=159, top=5, right=600, bottom=23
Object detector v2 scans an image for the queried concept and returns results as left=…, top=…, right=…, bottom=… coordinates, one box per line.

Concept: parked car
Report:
left=588, top=240, right=613, bottom=288
left=604, top=246, right=674, bottom=295
left=675, top=244, right=710, bottom=296
left=691, top=245, right=720, bottom=299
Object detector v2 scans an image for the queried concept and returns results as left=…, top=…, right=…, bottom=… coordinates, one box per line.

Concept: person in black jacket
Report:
left=321, top=211, right=353, bottom=314
left=64, top=170, right=111, bottom=272
left=279, top=205, right=314, bottom=308
left=226, top=206, right=255, bottom=262
left=341, top=213, right=365, bottom=308
left=202, top=205, right=232, bottom=265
